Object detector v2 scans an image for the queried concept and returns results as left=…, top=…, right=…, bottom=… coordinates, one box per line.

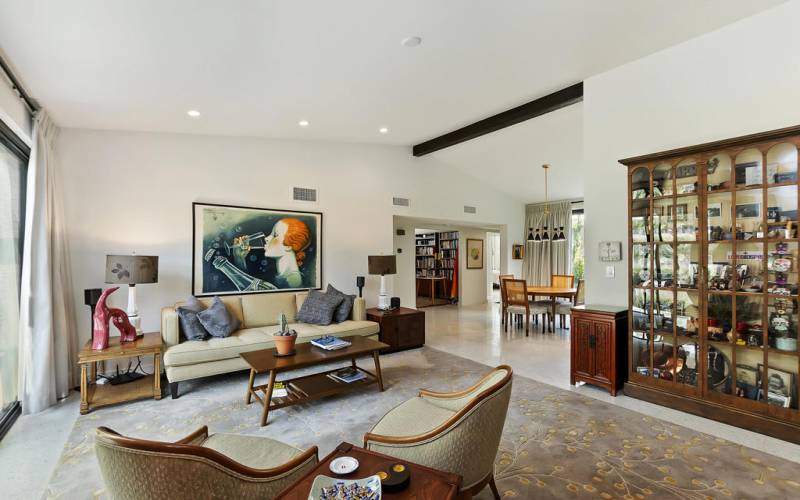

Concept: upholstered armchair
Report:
left=95, top=426, right=317, bottom=500
left=364, top=365, right=512, bottom=500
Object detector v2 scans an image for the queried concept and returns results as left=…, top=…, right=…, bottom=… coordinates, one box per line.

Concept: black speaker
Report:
left=356, top=276, right=365, bottom=298
left=84, top=288, right=102, bottom=341
left=390, top=297, right=400, bottom=309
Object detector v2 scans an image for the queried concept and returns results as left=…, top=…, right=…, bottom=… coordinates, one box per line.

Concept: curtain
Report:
left=523, top=200, right=573, bottom=286
left=17, top=111, right=78, bottom=414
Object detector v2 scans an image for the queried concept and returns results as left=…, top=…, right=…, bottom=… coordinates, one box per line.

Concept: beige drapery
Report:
left=523, top=200, right=572, bottom=286
left=17, top=111, right=79, bottom=414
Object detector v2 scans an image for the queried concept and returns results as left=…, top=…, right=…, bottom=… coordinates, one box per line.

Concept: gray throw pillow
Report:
left=176, top=296, right=209, bottom=341
left=296, top=289, right=344, bottom=326
left=197, top=297, right=240, bottom=338
left=326, top=284, right=356, bottom=323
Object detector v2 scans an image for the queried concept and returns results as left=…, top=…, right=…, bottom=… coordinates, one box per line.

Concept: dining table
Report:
left=526, top=286, right=578, bottom=332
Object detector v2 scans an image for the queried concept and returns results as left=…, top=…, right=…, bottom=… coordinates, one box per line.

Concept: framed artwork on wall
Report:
left=192, top=202, right=322, bottom=296
left=512, top=244, right=524, bottom=260
left=466, top=239, right=484, bottom=269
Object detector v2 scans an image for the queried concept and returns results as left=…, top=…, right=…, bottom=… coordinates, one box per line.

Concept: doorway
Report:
left=415, top=228, right=459, bottom=308
left=486, top=231, right=500, bottom=302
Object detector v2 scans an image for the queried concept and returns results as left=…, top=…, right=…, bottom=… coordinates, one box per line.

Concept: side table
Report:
left=78, top=332, right=163, bottom=414
left=366, top=307, right=425, bottom=353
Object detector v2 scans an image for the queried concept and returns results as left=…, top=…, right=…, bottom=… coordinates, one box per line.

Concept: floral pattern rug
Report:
left=44, top=347, right=799, bottom=499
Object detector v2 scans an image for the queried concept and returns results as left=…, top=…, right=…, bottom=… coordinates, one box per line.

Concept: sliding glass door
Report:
left=0, top=136, right=26, bottom=434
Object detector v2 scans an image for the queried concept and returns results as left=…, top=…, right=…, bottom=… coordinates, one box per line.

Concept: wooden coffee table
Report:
left=276, top=442, right=461, bottom=499
left=240, top=336, right=389, bottom=426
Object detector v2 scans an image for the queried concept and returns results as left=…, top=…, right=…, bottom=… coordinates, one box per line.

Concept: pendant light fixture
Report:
left=527, top=227, right=535, bottom=242
left=540, top=163, right=566, bottom=242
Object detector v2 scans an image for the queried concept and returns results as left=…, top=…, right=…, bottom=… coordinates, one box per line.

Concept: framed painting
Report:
left=512, top=244, right=524, bottom=260
left=192, top=202, right=322, bottom=296
left=466, top=238, right=484, bottom=269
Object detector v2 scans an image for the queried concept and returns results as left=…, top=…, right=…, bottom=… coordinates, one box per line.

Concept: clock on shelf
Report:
left=599, top=241, right=622, bottom=262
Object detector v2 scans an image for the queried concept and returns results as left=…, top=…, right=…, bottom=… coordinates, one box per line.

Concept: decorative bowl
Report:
left=329, top=456, right=359, bottom=475
left=308, top=474, right=381, bottom=500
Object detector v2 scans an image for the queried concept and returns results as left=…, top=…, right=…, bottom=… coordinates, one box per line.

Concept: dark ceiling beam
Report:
left=412, top=82, right=583, bottom=157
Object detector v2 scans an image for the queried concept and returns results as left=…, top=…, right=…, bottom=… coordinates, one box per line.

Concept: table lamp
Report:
left=105, top=254, right=159, bottom=335
left=368, top=255, right=396, bottom=311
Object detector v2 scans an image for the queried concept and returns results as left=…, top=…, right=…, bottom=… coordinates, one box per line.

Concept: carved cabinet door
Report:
left=592, top=320, right=612, bottom=383
left=573, top=318, right=594, bottom=378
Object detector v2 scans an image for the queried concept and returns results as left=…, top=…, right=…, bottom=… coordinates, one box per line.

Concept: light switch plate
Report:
left=605, top=265, right=615, bottom=278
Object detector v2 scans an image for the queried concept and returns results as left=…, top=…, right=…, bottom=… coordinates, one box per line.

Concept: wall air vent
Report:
left=392, top=197, right=410, bottom=207
left=292, top=187, right=318, bottom=203
left=464, top=205, right=477, bottom=214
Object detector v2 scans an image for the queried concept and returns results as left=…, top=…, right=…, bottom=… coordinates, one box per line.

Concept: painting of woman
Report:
left=193, top=203, right=322, bottom=295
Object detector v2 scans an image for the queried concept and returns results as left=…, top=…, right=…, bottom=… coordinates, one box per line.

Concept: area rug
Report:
left=44, top=347, right=799, bottom=499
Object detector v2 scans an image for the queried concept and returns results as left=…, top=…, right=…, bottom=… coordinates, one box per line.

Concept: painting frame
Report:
left=512, top=244, right=524, bottom=260
left=466, top=238, right=484, bottom=269
left=192, top=202, right=323, bottom=296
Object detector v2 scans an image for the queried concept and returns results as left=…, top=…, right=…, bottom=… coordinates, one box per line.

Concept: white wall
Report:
left=583, top=0, right=800, bottom=305
left=59, top=129, right=524, bottom=343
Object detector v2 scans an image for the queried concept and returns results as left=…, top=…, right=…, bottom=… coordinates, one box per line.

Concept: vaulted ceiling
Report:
left=0, top=0, right=784, bottom=201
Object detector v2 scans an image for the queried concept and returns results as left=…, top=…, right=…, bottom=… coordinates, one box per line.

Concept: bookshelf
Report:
left=415, top=231, right=459, bottom=305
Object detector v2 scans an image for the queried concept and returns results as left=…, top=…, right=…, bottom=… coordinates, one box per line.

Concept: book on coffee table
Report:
left=328, top=367, right=367, bottom=384
left=311, top=335, right=352, bottom=351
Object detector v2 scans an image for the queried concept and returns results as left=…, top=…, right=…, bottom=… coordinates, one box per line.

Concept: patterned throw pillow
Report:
left=326, top=284, right=356, bottom=323
left=296, top=289, right=344, bottom=326
left=176, top=296, right=209, bottom=341
left=197, top=297, right=240, bottom=338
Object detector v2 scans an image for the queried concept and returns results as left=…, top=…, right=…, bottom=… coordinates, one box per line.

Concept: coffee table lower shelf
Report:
left=252, top=367, right=378, bottom=412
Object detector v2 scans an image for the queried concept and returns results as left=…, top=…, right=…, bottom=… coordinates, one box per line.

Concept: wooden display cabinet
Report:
left=621, top=125, right=800, bottom=443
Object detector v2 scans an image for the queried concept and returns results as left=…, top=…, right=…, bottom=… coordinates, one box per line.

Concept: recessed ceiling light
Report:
left=379, top=127, right=389, bottom=134
left=298, top=120, right=310, bottom=127
left=187, top=109, right=201, bottom=118
left=401, top=36, right=422, bottom=48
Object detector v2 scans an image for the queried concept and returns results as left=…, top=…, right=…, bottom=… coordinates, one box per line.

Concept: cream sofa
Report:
left=161, top=291, right=379, bottom=397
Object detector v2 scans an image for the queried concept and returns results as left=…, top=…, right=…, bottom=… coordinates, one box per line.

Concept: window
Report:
left=0, top=120, right=28, bottom=438
left=571, top=208, right=584, bottom=280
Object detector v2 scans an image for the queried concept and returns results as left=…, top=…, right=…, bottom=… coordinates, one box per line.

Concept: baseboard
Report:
left=624, top=381, right=800, bottom=444
left=0, top=401, right=21, bottom=442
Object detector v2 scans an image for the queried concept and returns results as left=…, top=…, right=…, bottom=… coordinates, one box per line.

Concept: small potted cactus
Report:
left=273, top=312, right=297, bottom=355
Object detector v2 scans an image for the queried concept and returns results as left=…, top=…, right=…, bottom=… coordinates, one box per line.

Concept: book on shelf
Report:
left=271, top=381, right=288, bottom=398
left=311, top=335, right=352, bottom=351
left=328, top=367, right=367, bottom=384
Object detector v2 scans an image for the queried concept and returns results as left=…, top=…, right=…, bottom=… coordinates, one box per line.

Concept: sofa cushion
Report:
left=197, top=297, right=240, bottom=338
left=196, top=296, right=244, bottom=326
left=308, top=320, right=380, bottom=337
left=295, top=291, right=309, bottom=312
left=176, top=297, right=209, bottom=341
left=326, top=284, right=355, bottom=323
left=296, top=289, right=343, bottom=326
left=241, top=292, right=297, bottom=328
left=164, top=327, right=277, bottom=366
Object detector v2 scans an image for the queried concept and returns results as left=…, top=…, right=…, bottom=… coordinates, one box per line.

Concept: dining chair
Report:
left=504, top=279, right=533, bottom=335
left=556, top=278, right=583, bottom=329
left=498, top=274, right=514, bottom=325
left=551, top=274, right=575, bottom=288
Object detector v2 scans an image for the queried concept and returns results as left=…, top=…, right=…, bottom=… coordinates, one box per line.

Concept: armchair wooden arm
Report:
left=96, top=427, right=319, bottom=480
left=418, top=365, right=512, bottom=399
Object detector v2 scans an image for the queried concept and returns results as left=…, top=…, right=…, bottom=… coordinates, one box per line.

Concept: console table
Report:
left=367, top=307, right=425, bottom=353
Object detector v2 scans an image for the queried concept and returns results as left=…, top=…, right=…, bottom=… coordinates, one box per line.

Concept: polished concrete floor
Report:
left=2, top=299, right=799, bottom=499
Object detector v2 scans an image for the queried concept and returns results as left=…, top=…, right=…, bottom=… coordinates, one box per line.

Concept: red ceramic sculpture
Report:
left=92, top=287, right=137, bottom=350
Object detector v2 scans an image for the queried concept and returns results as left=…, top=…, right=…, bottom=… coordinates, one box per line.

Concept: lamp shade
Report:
left=368, top=255, right=397, bottom=276
left=105, top=255, right=159, bottom=284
